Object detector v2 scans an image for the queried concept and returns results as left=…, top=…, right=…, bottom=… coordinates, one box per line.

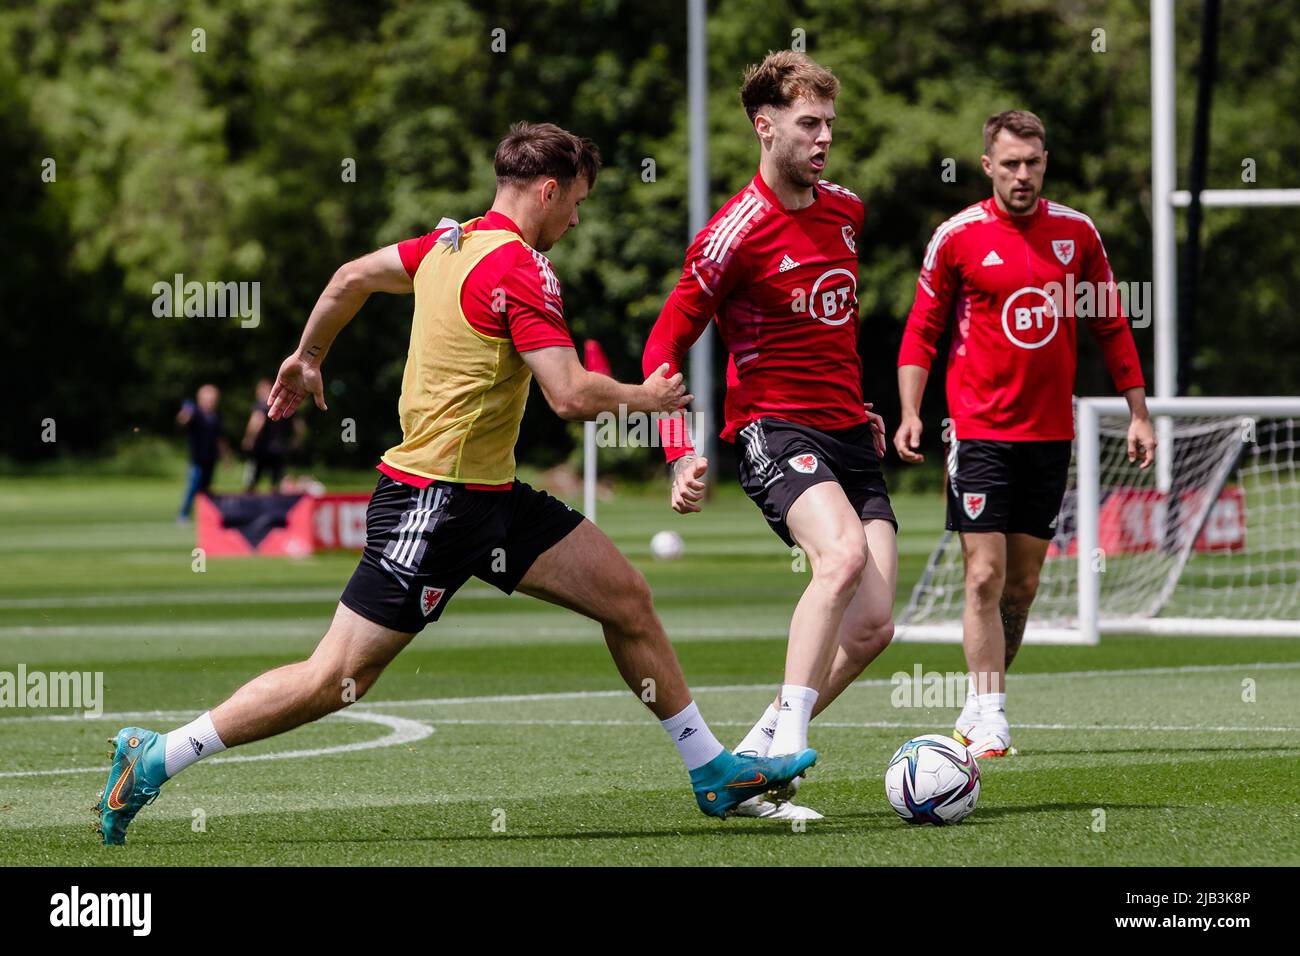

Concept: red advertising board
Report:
left=196, top=492, right=371, bottom=557
left=1048, top=486, right=1245, bottom=558
left=311, top=494, right=371, bottom=550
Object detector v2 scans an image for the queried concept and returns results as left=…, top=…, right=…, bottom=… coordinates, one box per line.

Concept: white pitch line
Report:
left=811, top=719, right=1300, bottom=734
left=349, top=660, right=1300, bottom=709
left=0, top=709, right=195, bottom=725
left=418, top=717, right=1300, bottom=733
left=0, top=711, right=431, bottom=779
left=0, top=587, right=503, bottom=611
left=1, top=661, right=1295, bottom=720
left=0, top=623, right=327, bottom=639
left=0, top=584, right=772, bottom=610
left=209, top=711, right=431, bottom=765
left=0, top=621, right=613, bottom=640
left=0, top=589, right=339, bottom=610
left=0, top=622, right=766, bottom=639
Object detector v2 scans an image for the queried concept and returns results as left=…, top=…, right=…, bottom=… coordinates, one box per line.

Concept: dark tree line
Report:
left=2, top=0, right=1296, bottom=472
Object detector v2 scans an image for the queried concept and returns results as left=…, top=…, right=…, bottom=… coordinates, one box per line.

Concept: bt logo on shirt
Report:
left=1000, top=285, right=1060, bottom=349
left=791, top=268, right=858, bottom=327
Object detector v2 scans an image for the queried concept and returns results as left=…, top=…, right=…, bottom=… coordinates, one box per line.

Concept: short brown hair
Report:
left=494, top=121, right=601, bottom=188
left=740, top=51, right=840, bottom=123
left=983, top=110, right=1046, bottom=154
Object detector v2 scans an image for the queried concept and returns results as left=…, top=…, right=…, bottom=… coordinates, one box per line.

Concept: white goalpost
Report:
left=898, top=397, right=1300, bottom=645
left=1075, top=397, right=1300, bottom=641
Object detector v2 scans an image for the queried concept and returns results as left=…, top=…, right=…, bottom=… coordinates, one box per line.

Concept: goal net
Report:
left=896, top=397, right=1300, bottom=644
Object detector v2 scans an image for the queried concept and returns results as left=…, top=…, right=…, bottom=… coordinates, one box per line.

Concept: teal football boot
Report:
left=690, top=747, right=817, bottom=818
left=95, top=727, right=168, bottom=846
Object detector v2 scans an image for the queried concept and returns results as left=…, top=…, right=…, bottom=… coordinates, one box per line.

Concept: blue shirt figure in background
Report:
left=176, top=383, right=223, bottom=521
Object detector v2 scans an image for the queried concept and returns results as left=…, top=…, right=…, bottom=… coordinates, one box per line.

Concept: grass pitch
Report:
left=1, top=474, right=1297, bottom=865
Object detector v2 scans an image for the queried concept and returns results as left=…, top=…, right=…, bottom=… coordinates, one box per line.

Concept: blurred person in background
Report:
left=176, top=384, right=225, bottom=521
left=241, top=378, right=302, bottom=492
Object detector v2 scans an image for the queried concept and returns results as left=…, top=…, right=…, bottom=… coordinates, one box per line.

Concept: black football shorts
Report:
left=340, top=475, right=584, bottom=633
left=735, top=417, right=897, bottom=548
left=944, top=438, right=1072, bottom=539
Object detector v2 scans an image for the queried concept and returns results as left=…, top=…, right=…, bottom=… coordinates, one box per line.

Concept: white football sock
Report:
left=976, top=692, right=1007, bottom=720
left=734, top=703, right=780, bottom=756
left=164, top=712, right=227, bottom=777
left=660, top=701, right=724, bottom=771
left=957, top=676, right=978, bottom=726
left=769, top=684, right=818, bottom=756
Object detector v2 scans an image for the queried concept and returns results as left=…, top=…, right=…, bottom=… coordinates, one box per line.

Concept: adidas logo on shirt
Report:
left=982, top=250, right=1003, bottom=266
left=778, top=254, right=800, bottom=272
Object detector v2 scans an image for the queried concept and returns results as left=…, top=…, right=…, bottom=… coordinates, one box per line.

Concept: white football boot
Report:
left=953, top=681, right=979, bottom=744
left=958, top=711, right=1018, bottom=759
left=732, top=793, right=824, bottom=821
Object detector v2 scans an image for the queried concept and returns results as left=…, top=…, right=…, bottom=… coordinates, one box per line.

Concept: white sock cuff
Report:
left=771, top=686, right=817, bottom=756
left=780, top=684, right=819, bottom=709
left=661, top=701, right=724, bottom=771
left=976, top=692, right=1007, bottom=714
left=164, top=711, right=227, bottom=777
left=660, top=701, right=701, bottom=735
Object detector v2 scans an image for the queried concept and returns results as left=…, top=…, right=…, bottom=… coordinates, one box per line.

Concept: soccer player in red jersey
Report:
left=894, top=110, right=1157, bottom=758
left=644, top=52, right=895, bottom=819
left=95, top=123, right=816, bottom=845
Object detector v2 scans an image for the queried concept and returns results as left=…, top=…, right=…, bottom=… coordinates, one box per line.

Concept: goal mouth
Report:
left=898, top=397, right=1300, bottom=646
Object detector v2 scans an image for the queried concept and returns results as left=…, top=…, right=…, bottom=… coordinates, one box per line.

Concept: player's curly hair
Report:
left=494, top=121, right=601, bottom=188
left=740, top=51, right=840, bottom=123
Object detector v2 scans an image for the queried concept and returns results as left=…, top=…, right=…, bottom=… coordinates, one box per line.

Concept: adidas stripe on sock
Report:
left=661, top=701, right=725, bottom=771
left=769, top=684, right=818, bottom=756
left=164, top=712, right=227, bottom=777
left=734, top=703, right=780, bottom=756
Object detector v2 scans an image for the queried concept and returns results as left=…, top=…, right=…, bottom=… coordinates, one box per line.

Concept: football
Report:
left=649, top=530, right=685, bottom=560
left=885, top=734, right=981, bottom=825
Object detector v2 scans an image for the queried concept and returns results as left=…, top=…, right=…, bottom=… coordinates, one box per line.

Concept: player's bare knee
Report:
left=304, top=646, right=374, bottom=711
left=813, top=539, right=868, bottom=596
left=608, top=567, right=656, bottom=635
left=300, top=657, right=348, bottom=713
left=965, top=563, right=1005, bottom=607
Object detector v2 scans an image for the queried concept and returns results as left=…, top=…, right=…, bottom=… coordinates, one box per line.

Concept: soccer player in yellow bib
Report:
left=96, top=122, right=816, bottom=845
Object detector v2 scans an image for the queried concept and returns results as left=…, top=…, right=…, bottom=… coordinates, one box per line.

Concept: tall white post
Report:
left=687, top=0, right=714, bottom=468
left=1151, top=0, right=1177, bottom=493
left=1076, top=400, right=1102, bottom=645
left=583, top=419, right=597, bottom=524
